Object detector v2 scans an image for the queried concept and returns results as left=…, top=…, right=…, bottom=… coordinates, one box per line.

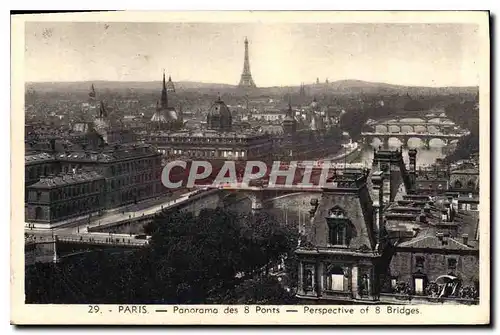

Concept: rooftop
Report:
left=25, top=152, right=55, bottom=164
left=29, top=170, right=104, bottom=189
left=55, top=143, right=159, bottom=162
left=149, top=129, right=268, bottom=139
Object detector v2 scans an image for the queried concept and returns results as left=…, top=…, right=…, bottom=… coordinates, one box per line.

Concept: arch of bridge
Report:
left=221, top=189, right=320, bottom=211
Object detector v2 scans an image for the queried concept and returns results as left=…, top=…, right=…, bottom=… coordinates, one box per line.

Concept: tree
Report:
left=225, top=276, right=298, bottom=304
left=27, top=208, right=301, bottom=304
left=143, top=209, right=300, bottom=304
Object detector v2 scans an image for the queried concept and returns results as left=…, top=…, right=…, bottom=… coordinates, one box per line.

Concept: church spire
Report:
left=160, top=69, right=168, bottom=109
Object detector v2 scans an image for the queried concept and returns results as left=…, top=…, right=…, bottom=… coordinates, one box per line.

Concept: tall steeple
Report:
left=283, top=99, right=297, bottom=135
left=238, top=37, right=257, bottom=88
left=161, top=69, right=168, bottom=109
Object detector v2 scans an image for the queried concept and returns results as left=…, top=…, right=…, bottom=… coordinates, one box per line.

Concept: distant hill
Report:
left=25, top=79, right=478, bottom=96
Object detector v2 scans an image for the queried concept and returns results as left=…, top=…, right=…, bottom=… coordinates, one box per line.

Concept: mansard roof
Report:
left=29, top=170, right=104, bottom=189
left=397, top=234, right=477, bottom=251
left=25, top=152, right=55, bottom=164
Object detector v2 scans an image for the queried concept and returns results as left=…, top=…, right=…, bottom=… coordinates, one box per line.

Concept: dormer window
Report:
left=415, top=256, right=425, bottom=268
left=326, top=206, right=354, bottom=246
left=328, top=207, right=346, bottom=219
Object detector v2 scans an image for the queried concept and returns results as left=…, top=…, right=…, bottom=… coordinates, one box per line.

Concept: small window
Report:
left=328, top=223, right=347, bottom=246
left=415, top=256, right=425, bottom=268
left=303, top=268, right=314, bottom=292
left=325, top=266, right=345, bottom=291
left=447, top=258, right=457, bottom=270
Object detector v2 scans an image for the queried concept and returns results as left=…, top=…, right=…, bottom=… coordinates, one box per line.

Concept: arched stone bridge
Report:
left=365, top=116, right=461, bottom=135
left=218, top=185, right=324, bottom=211
left=360, top=132, right=466, bottom=149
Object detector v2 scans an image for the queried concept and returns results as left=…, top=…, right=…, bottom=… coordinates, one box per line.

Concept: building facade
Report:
left=147, top=96, right=274, bottom=162
left=295, top=148, right=480, bottom=304
left=26, top=170, right=106, bottom=224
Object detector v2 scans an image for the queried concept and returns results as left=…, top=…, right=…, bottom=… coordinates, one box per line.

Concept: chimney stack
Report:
left=443, top=232, right=450, bottom=245
left=408, top=148, right=417, bottom=191
left=50, top=138, right=56, bottom=152
left=371, top=171, right=384, bottom=238
left=412, top=227, right=420, bottom=237
left=441, top=210, right=448, bottom=222
left=424, top=202, right=431, bottom=213
left=462, top=234, right=469, bottom=245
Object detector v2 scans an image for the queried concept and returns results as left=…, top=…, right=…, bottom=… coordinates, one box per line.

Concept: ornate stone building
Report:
left=448, top=166, right=479, bottom=196
left=296, top=170, right=390, bottom=303
left=150, top=71, right=182, bottom=131
left=295, top=149, right=480, bottom=304
left=147, top=96, right=273, bottom=162
left=26, top=170, right=106, bottom=224
left=280, top=101, right=342, bottom=161
left=54, top=143, right=165, bottom=209
left=25, top=92, right=167, bottom=223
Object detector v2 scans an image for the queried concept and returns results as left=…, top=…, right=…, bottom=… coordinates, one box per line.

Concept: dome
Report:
left=151, top=112, right=168, bottom=123
left=208, top=97, right=231, bottom=118
left=310, top=97, right=319, bottom=110
left=207, top=96, right=232, bottom=131
left=166, top=76, right=176, bottom=93
left=283, top=104, right=296, bottom=122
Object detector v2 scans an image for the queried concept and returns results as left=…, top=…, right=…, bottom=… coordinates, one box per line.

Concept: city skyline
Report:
left=25, top=22, right=480, bottom=87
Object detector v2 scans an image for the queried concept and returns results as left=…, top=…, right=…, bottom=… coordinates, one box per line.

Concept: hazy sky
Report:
left=25, top=22, right=480, bottom=87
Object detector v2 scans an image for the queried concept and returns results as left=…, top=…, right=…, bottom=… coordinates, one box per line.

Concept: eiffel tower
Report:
left=238, top=37, right=257, bottom=88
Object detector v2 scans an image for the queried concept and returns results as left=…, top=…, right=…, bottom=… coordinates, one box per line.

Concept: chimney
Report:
left=462, top=234, right=469, bottom=245
left=371, top=171, right=384, bottom=238
left=408, top=148, right=417, bottom=190
left=412, top=227, right=420, bottom=237
left=424, top=202, right=431, bottom=213
left=441, top=210, right=448, bottom=222
left=443, top=232, right=450, bottom=245
left=50, top=138, right=56, bottom=152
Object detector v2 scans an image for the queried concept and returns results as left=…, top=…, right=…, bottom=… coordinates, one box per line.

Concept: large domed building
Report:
left=145, top=94, right=274, bottom=162
left=166, top=75, right=176, bottom=93
left=207, top=95, right=232, bottom=131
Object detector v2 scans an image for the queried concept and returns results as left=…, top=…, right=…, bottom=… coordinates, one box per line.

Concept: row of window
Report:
left=109, top=158, right=160, bottom=175
left=108, top=185, right=159, bottom=205
left=149, top=136, right=257, bottom=144
left=26, top=164, right=56, bottom=181
left=109, top=172, right=159, bottom=190
left=31, top=181, right=104, bottom=202
left=452, top=180, right=477, bottom=189
left=302, top=265, right=370, bottom=293
left=166, top=149, right=248, bottom=159
left=32, top=195, right=101, bottom=221
left=415, top=256, right=458, bottom=270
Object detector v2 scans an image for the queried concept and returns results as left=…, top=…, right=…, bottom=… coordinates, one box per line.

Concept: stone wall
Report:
left=264, top=192, right=320, bottom=232
left=389, top=249, right=479, bottom=286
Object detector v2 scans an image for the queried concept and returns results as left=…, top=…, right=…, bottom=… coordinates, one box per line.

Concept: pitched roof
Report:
left=29, top=171, right=104, bottom=189
left=397, top=235, right=477, bottom=251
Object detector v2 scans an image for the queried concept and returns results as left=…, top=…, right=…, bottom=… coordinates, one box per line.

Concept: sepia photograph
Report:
left=10, top=11, right=490, bottom=325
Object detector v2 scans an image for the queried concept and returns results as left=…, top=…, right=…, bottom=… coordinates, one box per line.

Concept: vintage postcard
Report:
left=11, top=11, right=490, bottom=325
